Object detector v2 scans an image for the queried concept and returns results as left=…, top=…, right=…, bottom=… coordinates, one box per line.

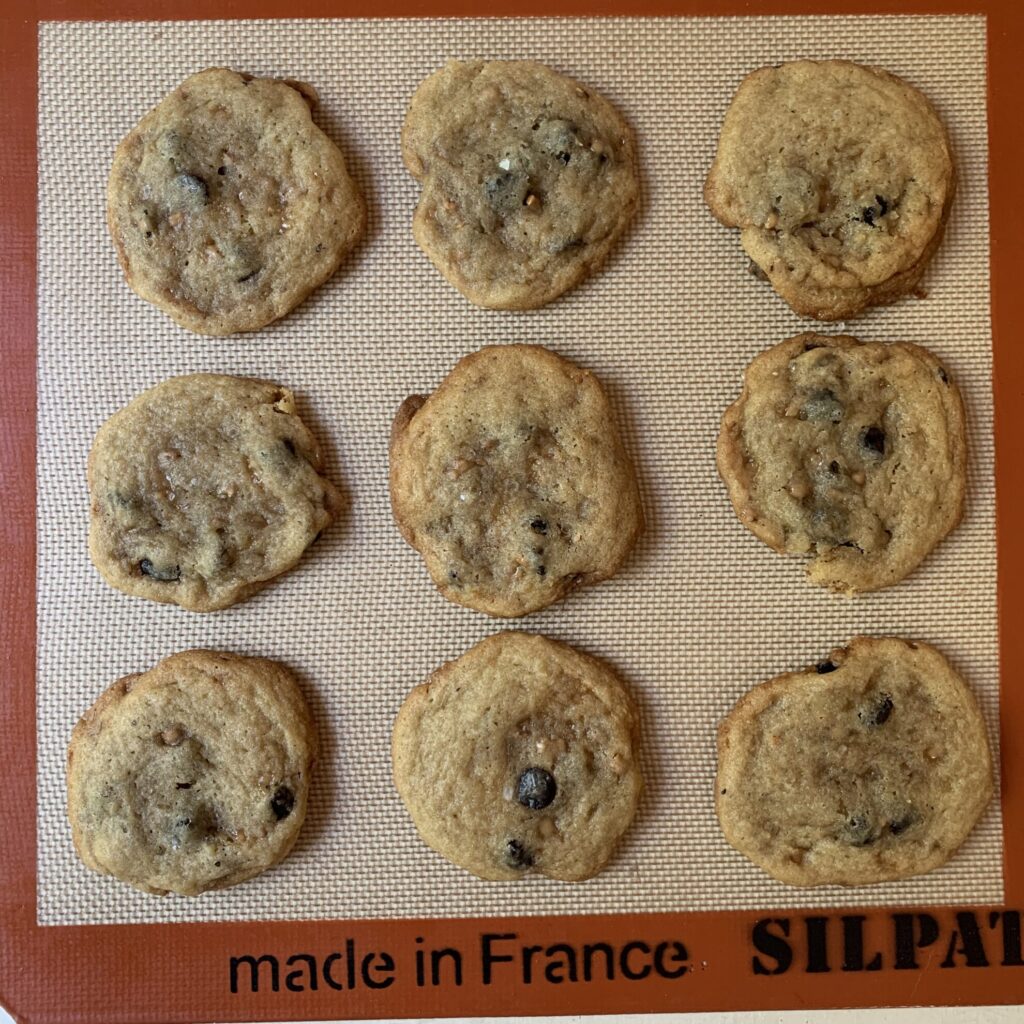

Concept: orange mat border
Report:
left=1, top=2, right=1023, bottom=1021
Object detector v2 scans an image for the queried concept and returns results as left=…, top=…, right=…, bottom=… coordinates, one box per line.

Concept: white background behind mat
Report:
left=36, top=15, right=998, bottom=926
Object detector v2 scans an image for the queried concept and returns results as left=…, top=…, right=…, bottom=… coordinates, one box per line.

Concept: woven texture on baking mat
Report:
left=36, top=14, right=997, bottom=926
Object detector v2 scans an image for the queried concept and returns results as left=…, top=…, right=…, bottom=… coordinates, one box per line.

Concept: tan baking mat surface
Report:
left=36, top=14, right=998, bottom=925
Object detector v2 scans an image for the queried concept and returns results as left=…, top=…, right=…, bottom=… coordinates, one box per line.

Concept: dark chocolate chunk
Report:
left=139, top=559, right=181, bottom=582
left=536, top=564, right=547, bottom=577
left=876, top=195, right=889, bottom=215
left=176, top=782, right=193, bottom=790
left=859, top=693, right=894, bottom=727
left=829, top=460, right=841, bottom=475
left=530, top=517, right=548, bottom=535
left=816, top=661, right=838, bottom=674
left=861, top=206, right=875, bottom=226
left=503, top=838, right=533, bottom=869
left=861, top=426, right=886, bottom=456
left=217, top=166, right=227, bottom=175
left=270, top=785, right=295, bottom=821
left=516, top=767, right=557, bottom=810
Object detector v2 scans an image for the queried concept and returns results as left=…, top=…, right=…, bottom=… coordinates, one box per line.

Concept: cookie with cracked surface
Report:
left=402, top=60, right=639, bottom=309
left=89, top=373, right=341, bottom=612
left=389, top=345, right=643, bottom=617
left=392, top=632, right=642, bottom=881
left=705, top=60, right=955, bottom=320
left=67, top=649, right=317, bottom=896
left=717, top=333, right=965, bottom=593
left=716, top=637, right=992, bottom=886
left=108, top=68, right=364, bottom=335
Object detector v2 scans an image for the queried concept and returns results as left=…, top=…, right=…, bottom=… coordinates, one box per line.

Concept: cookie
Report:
left=705, top=60, right=955, bottom=320
left=392, top=632, right=642, bottom=881
left=88, top=374, right=341, bottom=612
left=108, top=68, right=364, bottom=335
left=716, top=637, right=992, bottom=886
left=717, top=333, right=966, bottom=593
left=402, top=60, right=639, bottom=309
left=389, top=345, right=643, bottom=616
left=67, top=649, right=318, bottom=896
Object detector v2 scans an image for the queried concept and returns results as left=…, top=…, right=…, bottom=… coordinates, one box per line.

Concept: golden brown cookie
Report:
left=68, top=649, right=318, bottom=896
left=88, top=374, right=341, bottom=611
left=402, top=60, right=639, bottom=308
left=717, top=333, right=966, bottom=593
left=108, top=68, right=365, bottom=334
left=392, top=632, right=642, bottom=881
left=389, top=345, right=643, bottom=616
left=705, top=60, right=954, bottom=320
left=716, top=637, right=992, bottom=886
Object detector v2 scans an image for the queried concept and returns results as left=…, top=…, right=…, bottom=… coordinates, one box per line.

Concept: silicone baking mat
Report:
left=35, top=14, right=998, bottom=928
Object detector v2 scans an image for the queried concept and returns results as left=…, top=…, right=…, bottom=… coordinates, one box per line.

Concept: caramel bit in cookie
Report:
left=858, top=693, right=895, bottom=727
left=160, top=725, right=187, bottom=746
left=270, top=785, right=295, bottom=821
left=139, top=558, right=181, bottom=583
left=503, top=838, right=534, bottom=869
left=516, top=767, right=557, bottom=810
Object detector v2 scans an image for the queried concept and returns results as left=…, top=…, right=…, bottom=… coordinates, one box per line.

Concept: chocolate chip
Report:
left=859, top=693, right=894, bottom=727
left=748, top=259, right=770, bottom=282
left=861, top=206, right=875, bottom=226
left=816, top=661, right=838, bottom=674
left=861, top=426, right=886, bottom=456
left=217, top=166, right=227, bottom=175
left=504, top=838, right=533, bottom=869
left=140, top=559, right=181, bottom=582
left=845, top=815, right=876, bottom=847
left=876, top=194, right=889, bottom=215
left=829, top=460, right=841, bottom=475
left=801, top=389, right=844, bottom=423
left=536, top=565, right=547, bottom=577
left=270, top=786, right=294, bottom=821
left=530, top=518, right=548, bottom=535
left=176, top=782, right=193, bottom=790
left=889, top=815, right=913, bottom=836
left=516, top=767, right=557, bottom=810
left=236, top=269, right=259, bottom=283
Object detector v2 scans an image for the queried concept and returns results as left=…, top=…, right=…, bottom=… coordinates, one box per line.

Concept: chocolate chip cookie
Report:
left=717, top=333, right=966, bottom=593
left=389, top=345, right=643, bottom=617
left=392, top=632, right=642, bottom=881
left=68, top=649, right=318, bottom=896
left=402, top=60, right=639, bottom=308
left=89, top=374, right=341, bottom=611
left=705, top=60, right=955, bottom=320
left=108, top=68, right=364, bottom=335
left=716, top=637, right=992, bottom=886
